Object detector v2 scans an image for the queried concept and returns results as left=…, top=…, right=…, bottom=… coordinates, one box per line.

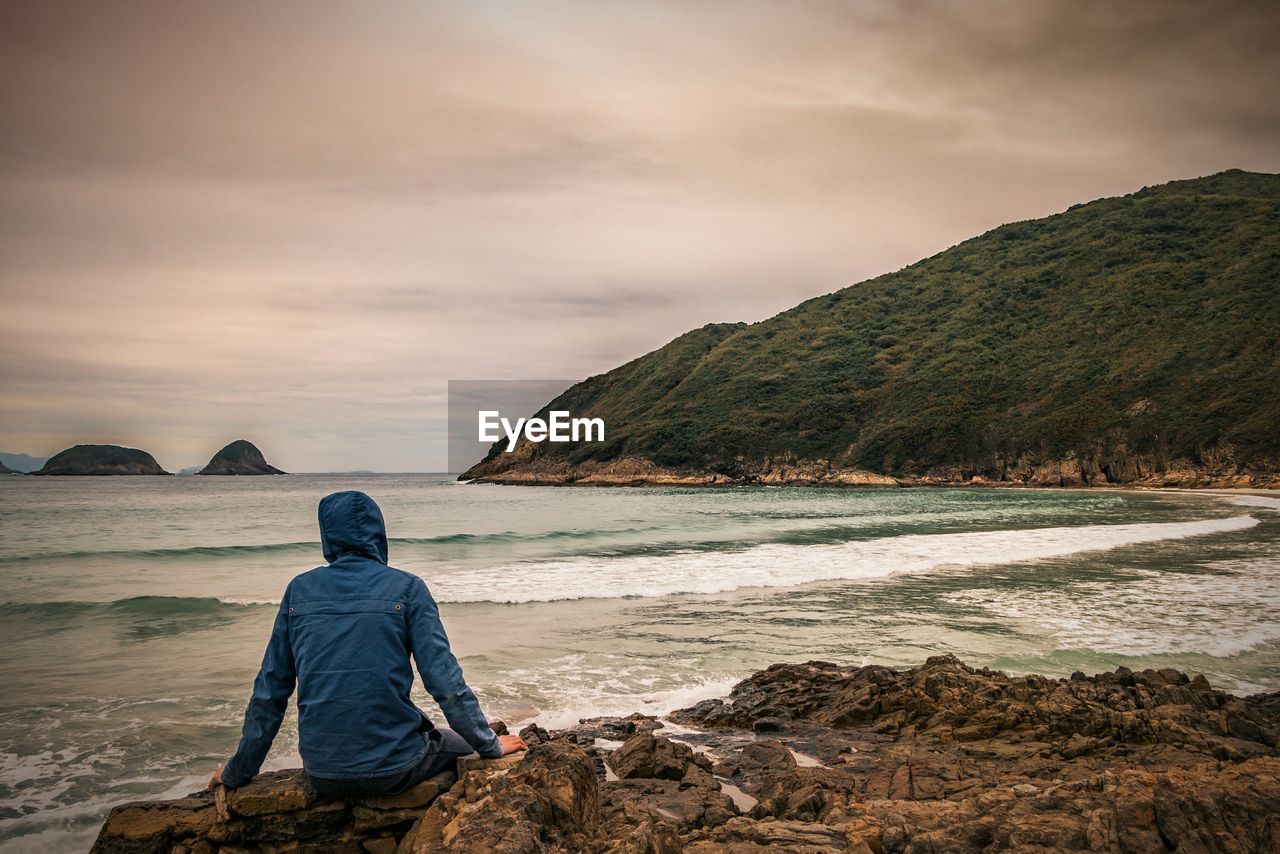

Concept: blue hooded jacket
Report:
left=220, top=491, right=503, bottom=787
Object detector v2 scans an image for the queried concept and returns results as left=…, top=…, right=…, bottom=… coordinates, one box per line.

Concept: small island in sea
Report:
left=197, top=439, right=285, bottom=476
left=31, top=444, right=171, bottom=476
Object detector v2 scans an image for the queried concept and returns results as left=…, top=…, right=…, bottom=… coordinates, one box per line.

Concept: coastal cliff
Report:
left=198, top=440, right=285, bottom=476
left=32, top=444, right=171, bottom=476
left=463, top=170, right=1280, bottom=490
left=92, top=656, right=1280, bottom=852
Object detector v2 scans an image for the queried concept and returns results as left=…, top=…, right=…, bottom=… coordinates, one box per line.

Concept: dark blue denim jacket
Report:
left=221, top=491, right=502, bottom=787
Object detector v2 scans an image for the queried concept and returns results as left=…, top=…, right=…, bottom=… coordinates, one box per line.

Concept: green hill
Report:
left=464, top=170, right=1280, bottom=488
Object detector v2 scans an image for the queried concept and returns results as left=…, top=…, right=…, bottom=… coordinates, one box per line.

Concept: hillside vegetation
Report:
left=465, top=170, right=1280, bottom=487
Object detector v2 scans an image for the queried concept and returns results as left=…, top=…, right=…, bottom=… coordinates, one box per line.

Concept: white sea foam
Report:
left=429, top=515, right=1260, bottom=604
left=511, top=673, right=742, bottom=731
left=1216, top=493, right=1280, bottom=511
left=943, top=554, right=1280, bottom=659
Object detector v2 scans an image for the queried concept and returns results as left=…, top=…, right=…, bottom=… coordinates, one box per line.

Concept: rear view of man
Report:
left=212, top=490, right=524, bottom=797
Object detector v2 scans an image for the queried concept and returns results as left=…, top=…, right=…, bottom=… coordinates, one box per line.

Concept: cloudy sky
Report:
left=2, top=0, right=1278, bottom=471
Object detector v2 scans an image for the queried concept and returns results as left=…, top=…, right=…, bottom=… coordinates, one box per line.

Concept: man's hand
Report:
left=498, top=735, right=527, bottom=755
left=209, top=765, right=224, bottom=788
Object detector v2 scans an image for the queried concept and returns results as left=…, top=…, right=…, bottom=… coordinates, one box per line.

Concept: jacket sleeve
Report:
left=405, top=577, right=503, bottom=759
left=221, top=589, right=297, bottom=787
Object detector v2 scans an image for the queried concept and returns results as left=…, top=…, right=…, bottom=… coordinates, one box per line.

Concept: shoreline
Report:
left=466, top=476, right=1280, bottom=493
left=461, top=448, right=1280, bottom=491
left=92, top=655, right=1280, bottom=853
left=461, top=453, right=1279, bottom=491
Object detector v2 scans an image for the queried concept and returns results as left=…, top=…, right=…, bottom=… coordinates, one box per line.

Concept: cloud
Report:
left=1, top=0, right=1278, bottom=469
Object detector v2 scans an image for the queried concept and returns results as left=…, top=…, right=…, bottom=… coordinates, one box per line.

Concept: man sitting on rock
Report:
left=211, top=490, right=525, bottom=797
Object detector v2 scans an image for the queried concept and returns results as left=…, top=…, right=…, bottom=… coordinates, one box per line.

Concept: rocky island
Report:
left=464, top=171, right=1280, bottom=490
left=31, top=444, right=170, bottom=476
left=92, top=656, right=1280, bottom=852
left=198, top=440, right=285, bottom=476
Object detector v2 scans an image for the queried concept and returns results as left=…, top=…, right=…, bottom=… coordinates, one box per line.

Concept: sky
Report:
left=2, top=0, right=1279, bottom=471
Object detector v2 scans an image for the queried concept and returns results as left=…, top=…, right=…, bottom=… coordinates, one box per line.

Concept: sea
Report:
left=1, top=475, right=1277, bottom=851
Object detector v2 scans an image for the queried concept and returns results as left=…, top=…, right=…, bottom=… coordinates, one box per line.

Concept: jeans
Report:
left=307, top=728, right=475, bottom=799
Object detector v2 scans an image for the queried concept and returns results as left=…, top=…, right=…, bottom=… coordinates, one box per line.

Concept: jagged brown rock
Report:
left=91, top=657, right=1280, bottom=852
left=401, top=740, right=599, bottom=853
left=668, top=655, right=1280, bottom=852
left=90, top=768, right=453, bottom=853
left=599, top=732, right=737, bottom=843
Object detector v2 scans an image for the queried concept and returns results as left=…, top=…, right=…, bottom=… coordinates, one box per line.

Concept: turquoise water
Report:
left=0, top=476, right=1277, bottom=850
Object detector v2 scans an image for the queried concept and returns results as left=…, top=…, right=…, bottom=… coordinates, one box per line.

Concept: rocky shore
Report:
left=92, top=656, right=1280, bottom=852
left=463, top=449, right=1280, bottom=489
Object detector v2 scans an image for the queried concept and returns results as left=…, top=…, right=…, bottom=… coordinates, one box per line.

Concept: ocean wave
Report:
left=0, top=526, right=668, bottom=565
left=0, top=596, right=278, bottom=620
left=945, top=550, right=1280, bottom=660
left=0, top=541, right=320, bottom=564
left=1217, top=493, right=1280, bottom=511
left=427, top=514, right=1261, bottom=604
left=2, top=517, right=1260, bottom=614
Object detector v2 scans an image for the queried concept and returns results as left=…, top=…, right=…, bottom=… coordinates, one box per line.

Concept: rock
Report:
left=198, top=439, right=285, bottom=475
left=362, top=771, right=455, bottom=810
left=219, top=769, right=319, bottom=816
left=725, top=738, right=798, bottom=794
left=518, top=722, right=552, bottom=745
left=683, top=816, right=855, bottom=852
left=464, top=452, right=905, bottom=488
left=604, top=817, right=682, bottom=853
left=454, top=753, right=522, bottom=775
left=33, top=444, right=170, bottom=476
left=403, top=740, right=598, bottom=852
left=600, top=777, right=737, bottom=835
left=609, top=732, right=712, bottom=782
left=673, top=655, right=1279, bottom=763
left=92, top=769, right=453, bottom=853
left=753, top=716, right=788, bottom=733
left=91, top=657, right=1280, bottom=853
left=91, top=796, right=216, bottom=853
left=571, top=714, right=665, bottom=742
left=669, top=656, right=1280, bottom=852
left=597, top=733, right=736, bottom=839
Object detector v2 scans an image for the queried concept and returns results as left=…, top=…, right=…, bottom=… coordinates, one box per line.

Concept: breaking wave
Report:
left=428, top=515, right=1261, bottom=603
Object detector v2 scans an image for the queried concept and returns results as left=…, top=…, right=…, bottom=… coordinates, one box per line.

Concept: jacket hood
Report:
left=318, top=491, right=389, bottom=564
